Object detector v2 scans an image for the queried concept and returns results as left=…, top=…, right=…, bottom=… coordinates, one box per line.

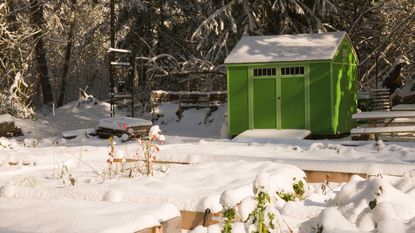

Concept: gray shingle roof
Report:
left=224, top=31, right=346, bottom=64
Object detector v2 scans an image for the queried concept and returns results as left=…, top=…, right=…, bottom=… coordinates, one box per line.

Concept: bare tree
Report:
left=58, top=0, right=77, bottom=107
left=30, top=0, right=54, bottom=105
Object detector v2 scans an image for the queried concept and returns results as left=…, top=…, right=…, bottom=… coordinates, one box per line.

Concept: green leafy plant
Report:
left=369, top=199, right=377, bottom=210
left=312, top=224, right=324, bottom=233
left=222, top=207, right=236, bottom=233
left=246, top=191, right=275, bottom=233
left=277, top=192, right=295, bottom=202
left=277, top=179, right=305, bottom=201
left=293, top=179, right=305, bottom=198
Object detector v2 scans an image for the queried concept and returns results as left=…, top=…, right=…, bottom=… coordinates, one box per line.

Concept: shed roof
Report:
left=224, top=31, right=347, bottom=64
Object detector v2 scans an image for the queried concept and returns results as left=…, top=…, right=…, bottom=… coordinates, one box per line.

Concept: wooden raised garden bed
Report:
left=96, top=117, right=152, bottom=139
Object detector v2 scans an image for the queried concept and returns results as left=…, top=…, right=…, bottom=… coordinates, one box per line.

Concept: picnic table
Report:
left=351, top=111, right=415, bottom=140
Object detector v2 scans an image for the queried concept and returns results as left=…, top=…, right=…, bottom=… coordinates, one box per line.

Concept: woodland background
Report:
left=0, top=0, right=414, bottom=118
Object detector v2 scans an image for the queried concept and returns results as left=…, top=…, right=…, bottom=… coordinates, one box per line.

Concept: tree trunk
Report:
left=30, top=0, right=54, bottom=105
left=58, top=0, right=77, bottom=107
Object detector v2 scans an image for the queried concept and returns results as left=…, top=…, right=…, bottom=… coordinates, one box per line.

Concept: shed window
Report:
left=281, top=66, right=304, bottom=76
left=253, top=68, right=276, bottom=77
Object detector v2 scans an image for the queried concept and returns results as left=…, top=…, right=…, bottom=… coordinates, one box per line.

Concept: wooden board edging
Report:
left=179, top=170, right=381, bottom=230
left=304, top=170, right=367, bottom=183
left=180, top=210, right=221, bottom=230
left=135, top=216, right=181, bottom=233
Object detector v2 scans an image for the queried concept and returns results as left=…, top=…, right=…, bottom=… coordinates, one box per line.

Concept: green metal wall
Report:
left=331, top=35, right=358, bottom=134
left=227, top=66, right=249, bottom=136
left=333, top=35, right=359, bottom=65
left=332, top=63, right=357, bottom=133
left=308, top=62, right=333, bottom=134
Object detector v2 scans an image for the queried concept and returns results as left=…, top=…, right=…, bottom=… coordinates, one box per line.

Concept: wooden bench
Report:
left=352, top=111, right=415, bottom=140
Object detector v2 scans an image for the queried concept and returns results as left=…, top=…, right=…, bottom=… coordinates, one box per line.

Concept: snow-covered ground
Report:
left=153, top=102, right=228, bottom=138
left=1, top=100, right=118, bottom=139
left=1, top=101, right=415, bottom=233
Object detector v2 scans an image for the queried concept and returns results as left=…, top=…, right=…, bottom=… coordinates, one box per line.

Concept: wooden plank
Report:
left=351, top=125, right=415, bottom=134
left=114, top=93, right=133, bottom=98
left=150, top=91, right=227, bottom=107
left=304, top=170, right=366, bottom=183
left=392, top=104, right=415, bottom=111
left=180, top=210, right=221, bottom=230
left=161, top=216, right=181, bottom=233
left=134, top=216, right=181, bottom=233
left=352, top=111, right=415, bottom=120
left=113, top=158, right=189, bottom=165
left=134, top=225, right=162, bottom=233
left=110, top=61, right=131, bottom=66
left=385, top=118, right=415, bottom=125
left=377, top=135, right=415, bottom=142
left=108, top=47, right=132, bottom=53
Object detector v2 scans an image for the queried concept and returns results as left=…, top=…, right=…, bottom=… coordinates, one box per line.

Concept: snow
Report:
left=0, top=137, right=18, bottom=149
left=0, top=198, right=179, bottom=233
left=233, top=129, right=311, bottom=142
left=157, top=140, right=415, bottom=176
left=224, top=31, right=346, bottom=64
left=153, top=103, right=228, bottom=138
left=317, top=175, right=415, bottom=233
left=2, top=100, right=415, bottom=232
left=0, top=114, right=14, bottom=122
left=239, top=196, right=257, bottom=221
left=46, top=100, right=115, bottom=134
left=0, top=144, right=304, bottom=213
left=98, top=117, right=152, bottom=131
left=61, top=128, right=97, bottom=138
left=1, top=99, right=120, bottom=139
left=301, top=207, right=361, bottom=233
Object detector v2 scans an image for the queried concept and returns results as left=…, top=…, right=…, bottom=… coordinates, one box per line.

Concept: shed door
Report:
left=253, top=77, right=277, bottom=128
left=249, top=66, right=307, bottom=130
left=279, top=66, right=306, bottom=129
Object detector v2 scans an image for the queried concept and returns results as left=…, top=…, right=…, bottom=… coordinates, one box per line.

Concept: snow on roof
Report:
left=224, top=31, right=346, bottom=64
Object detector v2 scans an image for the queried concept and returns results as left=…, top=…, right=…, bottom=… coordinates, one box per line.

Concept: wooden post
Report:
left=109, top=0, right=115, bottom=117
left=130, top=52, right=135, bottom=117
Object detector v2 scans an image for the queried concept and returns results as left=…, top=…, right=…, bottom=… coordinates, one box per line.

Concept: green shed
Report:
left=225, top=31, right=358, bottom=137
